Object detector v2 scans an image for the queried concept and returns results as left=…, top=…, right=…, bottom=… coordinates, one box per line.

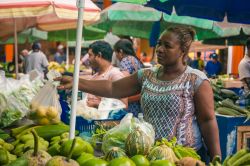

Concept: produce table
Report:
left=216, top=114, right=250, bottom=160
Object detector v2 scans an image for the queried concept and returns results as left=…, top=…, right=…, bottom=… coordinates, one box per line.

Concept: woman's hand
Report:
left=54, top=76, right=73, bottom=90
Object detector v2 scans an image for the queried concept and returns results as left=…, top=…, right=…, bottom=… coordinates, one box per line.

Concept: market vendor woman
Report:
left=56, top=26, right=221, bottom=162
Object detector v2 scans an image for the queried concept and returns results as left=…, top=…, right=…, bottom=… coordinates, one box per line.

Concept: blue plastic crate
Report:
left=60, top=99, right=120, bottom=135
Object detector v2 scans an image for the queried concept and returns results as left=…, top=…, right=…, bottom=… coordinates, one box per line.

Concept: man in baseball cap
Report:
left=205, top=53, right=222, bottom=77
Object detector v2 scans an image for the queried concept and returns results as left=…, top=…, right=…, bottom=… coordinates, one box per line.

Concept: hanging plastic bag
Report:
left=102, top=113, right=155, bottom=154
left=28, top=82, right=61, bottom=125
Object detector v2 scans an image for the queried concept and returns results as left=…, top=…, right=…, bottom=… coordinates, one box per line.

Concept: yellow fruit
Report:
left=50, top=117, right=61, bottom=124
left=37, top=118, right=50, bottom=125
left=46, top=106, right=59, bottom=119
left=36, top=106, right=47, bottom=117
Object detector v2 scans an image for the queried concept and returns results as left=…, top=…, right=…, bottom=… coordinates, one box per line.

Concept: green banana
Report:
left=19, top=134, right=34, bottom=143
left=232, top=153, right=250, bottom=166
left=3, top=143, right=14, bottom=151
left=13, top=144, right=24, bottom=156
left=227, top=149, right=248, bottom=165
left=48, top=143, right=61, bottom=156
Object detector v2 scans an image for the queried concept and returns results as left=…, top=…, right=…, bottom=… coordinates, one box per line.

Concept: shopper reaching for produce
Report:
left=55, top=26, right=221, bottom=163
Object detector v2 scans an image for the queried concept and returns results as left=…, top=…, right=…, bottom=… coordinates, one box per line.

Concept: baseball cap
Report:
left=210, top=53, right=218, bottom=59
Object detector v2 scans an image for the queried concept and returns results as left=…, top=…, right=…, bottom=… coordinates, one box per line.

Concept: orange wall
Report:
left=5, top=44, right=14, bottom=62
left=103, top=0, right=112, bottom=8
left=140, top=39, right=153, bottom=62
left=232, top=46, right=244, bottom=74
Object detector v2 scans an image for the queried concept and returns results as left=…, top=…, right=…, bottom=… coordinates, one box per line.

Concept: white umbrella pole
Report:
left=14, top=19, right=19, bottom=79
left=69, top=0, right=85, bottom=139
left=66, top=30, right=69, bottom=69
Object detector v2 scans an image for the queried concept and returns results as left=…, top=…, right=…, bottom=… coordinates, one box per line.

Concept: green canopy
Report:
left=202, top=23, right=250, bottom=45
left=93, top=2, right=223, bottom=40
left=48, top=26, right=106, bottom=41
left=94, top=2, right=161, bottom=39
left=0, top=28, right=47, bottom=44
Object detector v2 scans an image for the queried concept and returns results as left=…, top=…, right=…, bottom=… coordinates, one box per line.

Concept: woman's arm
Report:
left=194, top=80, right=221, bottom=160
left=57, top=72, right=141, bottom=99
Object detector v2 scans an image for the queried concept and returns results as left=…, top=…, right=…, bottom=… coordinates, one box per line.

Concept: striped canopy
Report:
left=0, top=0, right=101, bottom=37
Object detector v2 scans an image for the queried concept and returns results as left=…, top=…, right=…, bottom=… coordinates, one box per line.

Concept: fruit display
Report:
left=46, top=138, right=79, bottom=166
left=22, top=130, right=52, bottom=166
left=48, top=62, right=65, bottom=73
left=28, top=102, right=60, bottom=125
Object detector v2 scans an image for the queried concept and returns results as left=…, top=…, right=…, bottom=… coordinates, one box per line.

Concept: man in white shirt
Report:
left=25, top=42, right=48, bottom=77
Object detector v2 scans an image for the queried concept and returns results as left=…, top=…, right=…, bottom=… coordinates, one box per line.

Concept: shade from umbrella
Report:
left=48, top=26, right=106, bottom=41
left=113, top=0, right=250, bottom=24
left=94, top=2, right=223, bottom=40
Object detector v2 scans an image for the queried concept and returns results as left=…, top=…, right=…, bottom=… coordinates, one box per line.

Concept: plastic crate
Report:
left=60, top=99, right=120, bottom=134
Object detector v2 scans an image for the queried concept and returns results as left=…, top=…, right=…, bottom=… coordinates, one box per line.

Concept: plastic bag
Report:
left=29, top=82, right=61, bottom=125
left=76, top=93, right=126, bottom=120
left=102, top=113, right=155, bottom=154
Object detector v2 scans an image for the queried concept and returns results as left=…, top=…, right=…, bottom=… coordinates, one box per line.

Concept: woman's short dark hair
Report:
left=114, top=39, right=144, bottom=67
left=166, top=26, right=195, bottom=56
left=113, top=39, right=136, bottom=56
left=89, top=41, right=113, bottom=62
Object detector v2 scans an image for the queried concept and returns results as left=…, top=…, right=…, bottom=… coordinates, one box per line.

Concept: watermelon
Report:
left=125, top=128, right=152, bottom=157
left=104, top=147, right=127, bottom=161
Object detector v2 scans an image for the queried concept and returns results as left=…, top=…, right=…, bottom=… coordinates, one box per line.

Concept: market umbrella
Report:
left=112, top=0, right=250, bottom=24
left=93, top=2, right=223, bottom=40
left=202, top=23, right=250, bottom=45
left=48, top=26, right=106, bottom=68
left=0, top=28, right=48, bottom=44
left=47, top=26, right=106, bottom=42
left=0, top=0, right=100, bottom=77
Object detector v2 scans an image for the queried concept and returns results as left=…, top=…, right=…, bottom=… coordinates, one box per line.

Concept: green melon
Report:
left=147, top=145, right=178, bottom=163
left=104, top=147, right=127, bottom=161
left=108, top=157, right=136, bottom=166
left=131, top=155, right=150, bottom=166
left=81, top=158, right=108, bottom=166
left=125, top=128, right=152, bottom=157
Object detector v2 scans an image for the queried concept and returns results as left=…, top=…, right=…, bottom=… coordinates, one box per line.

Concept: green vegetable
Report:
left=7, top=157, right=28, bottom=166
left=0, top=148, right=9, bottom=165
left=11, top=125, right=33, bottom=137
left=216, top=107, right=242, bottom=116
left=227, top=149, right=248, bottom=165
left=232, top=153, right=250, bottom=166
left=60, top=137, right=88, bottom=159
left=0, top=109, right=22, bottom=127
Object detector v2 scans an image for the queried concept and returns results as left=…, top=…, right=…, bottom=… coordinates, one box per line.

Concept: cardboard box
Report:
left=222, top=80, right=243, bottom=88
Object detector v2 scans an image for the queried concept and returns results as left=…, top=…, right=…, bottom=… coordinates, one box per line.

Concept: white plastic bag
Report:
left=76, top=93, right=126, bottom=120
left=29, top=82, right=61, bottom=125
